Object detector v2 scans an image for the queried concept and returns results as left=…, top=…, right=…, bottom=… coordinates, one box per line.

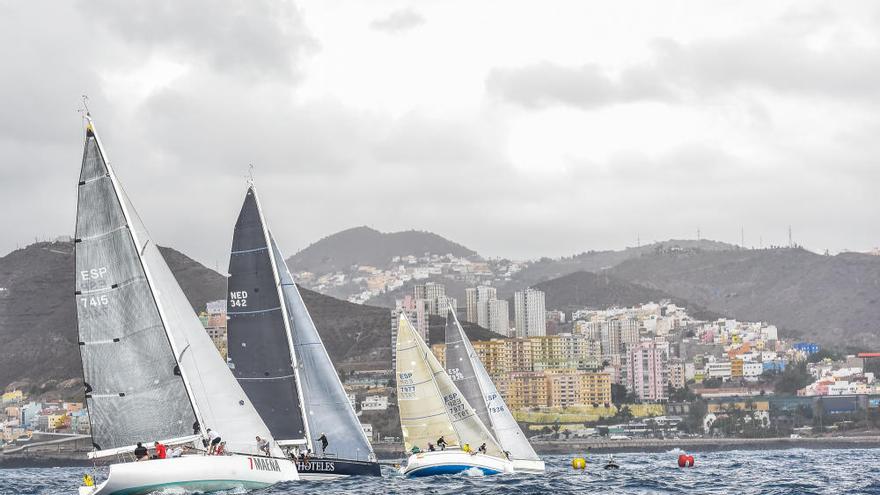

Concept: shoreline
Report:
left=3, top=436, right=878, bottom=466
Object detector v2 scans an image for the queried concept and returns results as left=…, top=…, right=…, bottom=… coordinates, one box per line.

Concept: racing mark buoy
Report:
left=571, top=457, right=586, bottom=470
left=678, top=454, right=688, bottom=468
left=686, top=455, right=695, bottom=467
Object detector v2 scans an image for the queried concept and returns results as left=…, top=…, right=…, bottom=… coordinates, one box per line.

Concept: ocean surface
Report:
left=4, top=449, right=880, bottom=495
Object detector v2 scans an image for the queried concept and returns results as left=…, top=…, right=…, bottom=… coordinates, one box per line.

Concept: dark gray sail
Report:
left=444, top=308, right=492, bottom=430
left=270, top=234, right=374, bottom=461
left=227, top=188, right=307, bottom=443
left=75, top=123, right=196, bottom=451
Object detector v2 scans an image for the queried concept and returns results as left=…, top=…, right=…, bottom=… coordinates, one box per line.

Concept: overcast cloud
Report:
left=0, top=0, right=878, bottom=269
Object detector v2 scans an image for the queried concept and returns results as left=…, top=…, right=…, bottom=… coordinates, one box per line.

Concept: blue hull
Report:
left=406, top=464, right=502, bottom=477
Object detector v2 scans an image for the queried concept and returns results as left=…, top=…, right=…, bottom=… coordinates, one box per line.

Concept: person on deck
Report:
left=256, top=436, right=271, bottom=456
left=206, top=429, right=222, bottom=455
left=153, top=441, right=167, bottom=459
left=427, top=442, right=435, bottom=452
left=317, top=433, right=328, bottom=455
left=478, top=443, right=487, bottom=455
left=134, top=442, right=148, bottom=461
left=436, top=436, right=447, bottom=451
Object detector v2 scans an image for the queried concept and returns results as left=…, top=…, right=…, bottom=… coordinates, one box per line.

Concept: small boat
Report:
left=604, top=456, right=620, bottom=469
left=395, top=314, right=513, bottom=477
left=226, top=186, right=381, bottom=479
left=444, top=309, right=545, bottom=474
left=74, top=115, right=299, bottom=494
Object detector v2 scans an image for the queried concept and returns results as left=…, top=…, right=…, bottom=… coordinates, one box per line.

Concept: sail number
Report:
left=443, top=392, right=470, bottom=420
left=229, top=290, right=248, bottom=307
left=446, top=368, right=464, bottom=381
left=80, top=294, right=109, bottom=308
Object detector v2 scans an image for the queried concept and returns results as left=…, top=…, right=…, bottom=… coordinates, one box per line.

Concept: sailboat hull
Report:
left=401, top=450, right=513, bottom=477
left=512, top=458, right=546, bottom=473
left=78, top=455, right=299, bottom=495
left=295, top=457, right=381, bottom=480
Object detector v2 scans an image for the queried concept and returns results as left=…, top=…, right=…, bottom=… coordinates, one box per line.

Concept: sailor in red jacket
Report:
left=154, top=441, right=167, bottom=459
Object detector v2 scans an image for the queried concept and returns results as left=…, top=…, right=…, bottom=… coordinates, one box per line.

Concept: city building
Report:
left=514, top=288, right=546, bottom=338
left=627, top=341, right=667, bottom=402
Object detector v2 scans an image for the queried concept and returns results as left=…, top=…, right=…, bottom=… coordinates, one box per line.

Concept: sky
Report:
left=1, top=0, right=878, bottom=268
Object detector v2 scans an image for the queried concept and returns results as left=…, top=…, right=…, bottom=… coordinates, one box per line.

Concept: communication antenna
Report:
left=741, top=226, right=744, bottom=249
left=788, top=225, right=793, bottom=248
left=78, top=94, right=91, bottom=116
left=697, top=228, right=701, bottom=241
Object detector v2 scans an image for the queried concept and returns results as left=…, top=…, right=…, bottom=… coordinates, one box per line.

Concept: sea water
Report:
left=3, top=449, right=880, bottom=495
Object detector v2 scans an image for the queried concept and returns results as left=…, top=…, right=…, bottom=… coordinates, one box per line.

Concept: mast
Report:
left=250, top=184, right=313, bottom=451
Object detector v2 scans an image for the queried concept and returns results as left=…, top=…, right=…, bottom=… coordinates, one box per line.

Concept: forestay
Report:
left=227, top=189, right=307, bottom=444
left=270, top=234, right=374, bottom=461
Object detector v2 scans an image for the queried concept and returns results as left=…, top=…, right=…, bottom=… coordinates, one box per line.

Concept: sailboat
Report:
left=75, top=116, right=299, bottom=495
left=444, top=308, right=545, bottom=473
left=226, top=185, right=380, bottom=479
left=395, top=313, right=514, bottom=477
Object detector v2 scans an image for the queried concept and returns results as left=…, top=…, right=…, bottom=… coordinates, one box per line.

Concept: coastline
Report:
left=3, top=436, right=877, bottom=466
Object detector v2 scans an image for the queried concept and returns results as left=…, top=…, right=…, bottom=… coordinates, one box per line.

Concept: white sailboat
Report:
left=225, top=185, right=380, bottom=479
left=75, top=115, right=299, bottom=495
left=395, top=313, right=513, bottom=476
left=444, top=309, right=545, bottom=473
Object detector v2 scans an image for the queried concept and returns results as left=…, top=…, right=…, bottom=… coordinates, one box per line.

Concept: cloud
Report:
left=82, top=0, right=318, bottom=82
left=488, top=10, right=880, bottom=110
left=486, top=62, right=675, bottom=109
left=370, top=9, right=425, bottom=34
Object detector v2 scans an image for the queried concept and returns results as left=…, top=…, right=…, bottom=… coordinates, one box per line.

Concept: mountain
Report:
left=286, top=226, right=478, bottom=274
left=609, top=248, right=880, bottom=348
left=523, top=270, right=719, bottom=321
left=0, top=241, right=492, bottom=398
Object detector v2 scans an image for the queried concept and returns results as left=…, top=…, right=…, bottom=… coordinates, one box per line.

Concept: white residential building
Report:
left=514, top=288, right=546, bottom=338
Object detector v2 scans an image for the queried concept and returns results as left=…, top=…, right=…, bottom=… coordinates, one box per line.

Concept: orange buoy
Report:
left=678, top=454, right=687, bottom=468
left=686, top=455, right=694, bottom=467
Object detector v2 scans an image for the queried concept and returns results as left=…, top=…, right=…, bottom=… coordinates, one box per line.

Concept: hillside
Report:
left=286, top=226, right=478, bottom=274
left=0, top=242, right=492, bottom=398
left=523, top=270, right=719, bottom=320
left=610, top=248, right=880, bottom=347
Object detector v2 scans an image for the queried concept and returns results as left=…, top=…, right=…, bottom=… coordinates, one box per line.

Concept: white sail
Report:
left=84, top=117, right=278, bottom=457
left=396, top=314, right=503, bottom=457
left=446, top=310, right=540, bottom=462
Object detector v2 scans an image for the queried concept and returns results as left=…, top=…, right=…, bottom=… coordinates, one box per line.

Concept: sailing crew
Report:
left=317, top=433, right=328, bottom=455
left=169, top=446, right=185, bottom=458
left=256, top=436, right=271, bottom=456
left=427, top=442, right=435, bottom=452
left=153, top=441, right=167, bottom=459
left=478, top=443, right=487, bottom=455
left=206, top=428, right=222, bottom=455
left=134, top=442, right=149, bottom=461
left=436, top=436, right=447, bottom=450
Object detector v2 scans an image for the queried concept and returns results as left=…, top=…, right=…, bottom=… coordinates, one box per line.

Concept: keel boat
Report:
left=226, top=186, right=380, bottom=479
left=74, top=115, right=299, bottom=494
left=395, top=314, right=513, bottom=477
left=444, top=309, right=545, bottom=473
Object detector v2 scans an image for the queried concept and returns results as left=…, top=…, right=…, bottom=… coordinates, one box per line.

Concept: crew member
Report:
left=478, top=443, right=487, bottom=455
left=206, top=429, right=222, bottom=455
left=134, top=442, right=148, bottom=461
left=436, top=436, right=447, bottom=451
left=153, top=441, right=167, bottom=459
left=256, top=436, right=271, bottom=456
left=318, top=433, right=328, bottom=455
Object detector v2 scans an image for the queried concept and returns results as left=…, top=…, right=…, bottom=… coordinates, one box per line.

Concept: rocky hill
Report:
left=286, top=226, right=478, bottom=274
left=609, top=248, right=880, bottom=347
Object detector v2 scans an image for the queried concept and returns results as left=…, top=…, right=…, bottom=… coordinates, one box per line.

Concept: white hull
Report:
left=400, top=450, right=513, bottom=477
left=79, top=455, right=298, bottom=495
left=512, top=458, right=546, bottom=473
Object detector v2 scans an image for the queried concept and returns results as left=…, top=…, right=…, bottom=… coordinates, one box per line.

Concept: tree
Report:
left=775, top=361, right=813, bottom=395
left=616, top=405, right=634, bottom=423
left=611, top=384, right=629, bottom=406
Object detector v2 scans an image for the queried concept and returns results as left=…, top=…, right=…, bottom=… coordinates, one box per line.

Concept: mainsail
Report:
left=76, top=117, right=277, bottom=457
left=444, top=309, right=540, bottom=462
left=227, top=188, right=307, bottom=444
left=396, top=314, right=503, bottom=457
left=270, top=234, right=374, bottom=461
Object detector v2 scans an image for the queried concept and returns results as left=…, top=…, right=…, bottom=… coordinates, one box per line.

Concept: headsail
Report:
left=270, top=234, right=374, bottom=461
left=445, top=309, right=540, bottom=462
left=76, top=118, right=278, bottom=457
left=396, top=314, right=503, bottom=457
left=444, top=310, right=492, bottom=430
left=227, top=188, right=308, bottom=445
left=75, top=121, right=196, bottom=452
